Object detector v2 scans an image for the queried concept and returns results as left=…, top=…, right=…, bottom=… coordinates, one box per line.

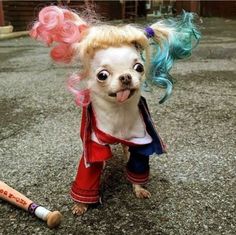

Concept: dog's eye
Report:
left=97, top=70, right=110, bottom=82
left=133, top=63, right=144, bottom=73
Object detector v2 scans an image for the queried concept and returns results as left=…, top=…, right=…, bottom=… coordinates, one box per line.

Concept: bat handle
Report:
left=28, top=203, right=62, bottom=228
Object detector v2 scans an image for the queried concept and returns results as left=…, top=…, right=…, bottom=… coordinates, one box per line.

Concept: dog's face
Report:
left=88, top=45, right=145, bottom=103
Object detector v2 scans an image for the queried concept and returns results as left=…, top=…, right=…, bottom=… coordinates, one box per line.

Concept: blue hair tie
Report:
left=145, top=27, right=155, bottom=38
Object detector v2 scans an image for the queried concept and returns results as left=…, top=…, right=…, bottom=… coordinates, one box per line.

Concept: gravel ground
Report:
left=0, top=18, right=235, bottom=235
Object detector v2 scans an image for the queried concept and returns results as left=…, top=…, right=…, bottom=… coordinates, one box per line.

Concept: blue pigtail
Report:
left=146, top=11, right=201, bottom=104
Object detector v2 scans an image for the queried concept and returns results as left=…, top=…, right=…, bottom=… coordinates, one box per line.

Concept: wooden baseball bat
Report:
left=0, top=181, right=62, bottom=228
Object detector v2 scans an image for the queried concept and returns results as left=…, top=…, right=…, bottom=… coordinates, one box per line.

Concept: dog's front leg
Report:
left=133, top=184, right=151, bottom=199
left=72, top=203, right=88, bottom=216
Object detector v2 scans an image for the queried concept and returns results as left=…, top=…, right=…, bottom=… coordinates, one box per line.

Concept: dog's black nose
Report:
left=119, top=74, right=132, bottom=85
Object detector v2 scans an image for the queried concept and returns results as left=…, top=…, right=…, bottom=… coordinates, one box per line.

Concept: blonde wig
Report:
left=30, top=6, right=200, bottom=104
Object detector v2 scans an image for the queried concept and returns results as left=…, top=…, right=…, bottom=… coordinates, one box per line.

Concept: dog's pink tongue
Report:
left=116, top=90, right=131, bottom=103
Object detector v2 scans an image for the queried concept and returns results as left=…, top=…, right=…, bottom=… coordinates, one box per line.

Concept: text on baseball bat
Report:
left=0, top=188, right=27, bottom=206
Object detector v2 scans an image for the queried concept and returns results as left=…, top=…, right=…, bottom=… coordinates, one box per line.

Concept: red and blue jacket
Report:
left=80, top=96, right=166, bottom=165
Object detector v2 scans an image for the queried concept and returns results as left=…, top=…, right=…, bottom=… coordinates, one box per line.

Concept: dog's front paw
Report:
left=133, top=184, right=151, bottom=199
left=72, top=203, right=88, bottom=216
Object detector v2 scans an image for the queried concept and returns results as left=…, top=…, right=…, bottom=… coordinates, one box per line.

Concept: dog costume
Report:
left=71, top=97, right=166, bottom=203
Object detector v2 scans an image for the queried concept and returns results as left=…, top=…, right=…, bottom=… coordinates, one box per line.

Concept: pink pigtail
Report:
left=50, top=43, right=75, bottom=63
left=29, top=21, right=40, bottom=38
left=38, top=6, right=64, bottom=31
left=29, top=22, right=54, bottom=45
left=67, top=74, right=90, bottom=107
left=62, top=9, right=80, bottom=21
left=53, top=21, right=81, bottom=44
left=30, top=6, right=88, bottom=62
left=30, top=6, right=64, bottom=45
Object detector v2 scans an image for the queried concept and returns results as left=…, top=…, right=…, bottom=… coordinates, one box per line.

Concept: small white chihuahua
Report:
left=30, top=6, right=200, bottom=215
left=71, top=45, right=164, bottom=215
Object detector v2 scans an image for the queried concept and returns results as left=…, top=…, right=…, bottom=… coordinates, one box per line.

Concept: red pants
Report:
left=70, top=144, right=150, bottom=204
left=71, top=156, right=103, bottom=203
